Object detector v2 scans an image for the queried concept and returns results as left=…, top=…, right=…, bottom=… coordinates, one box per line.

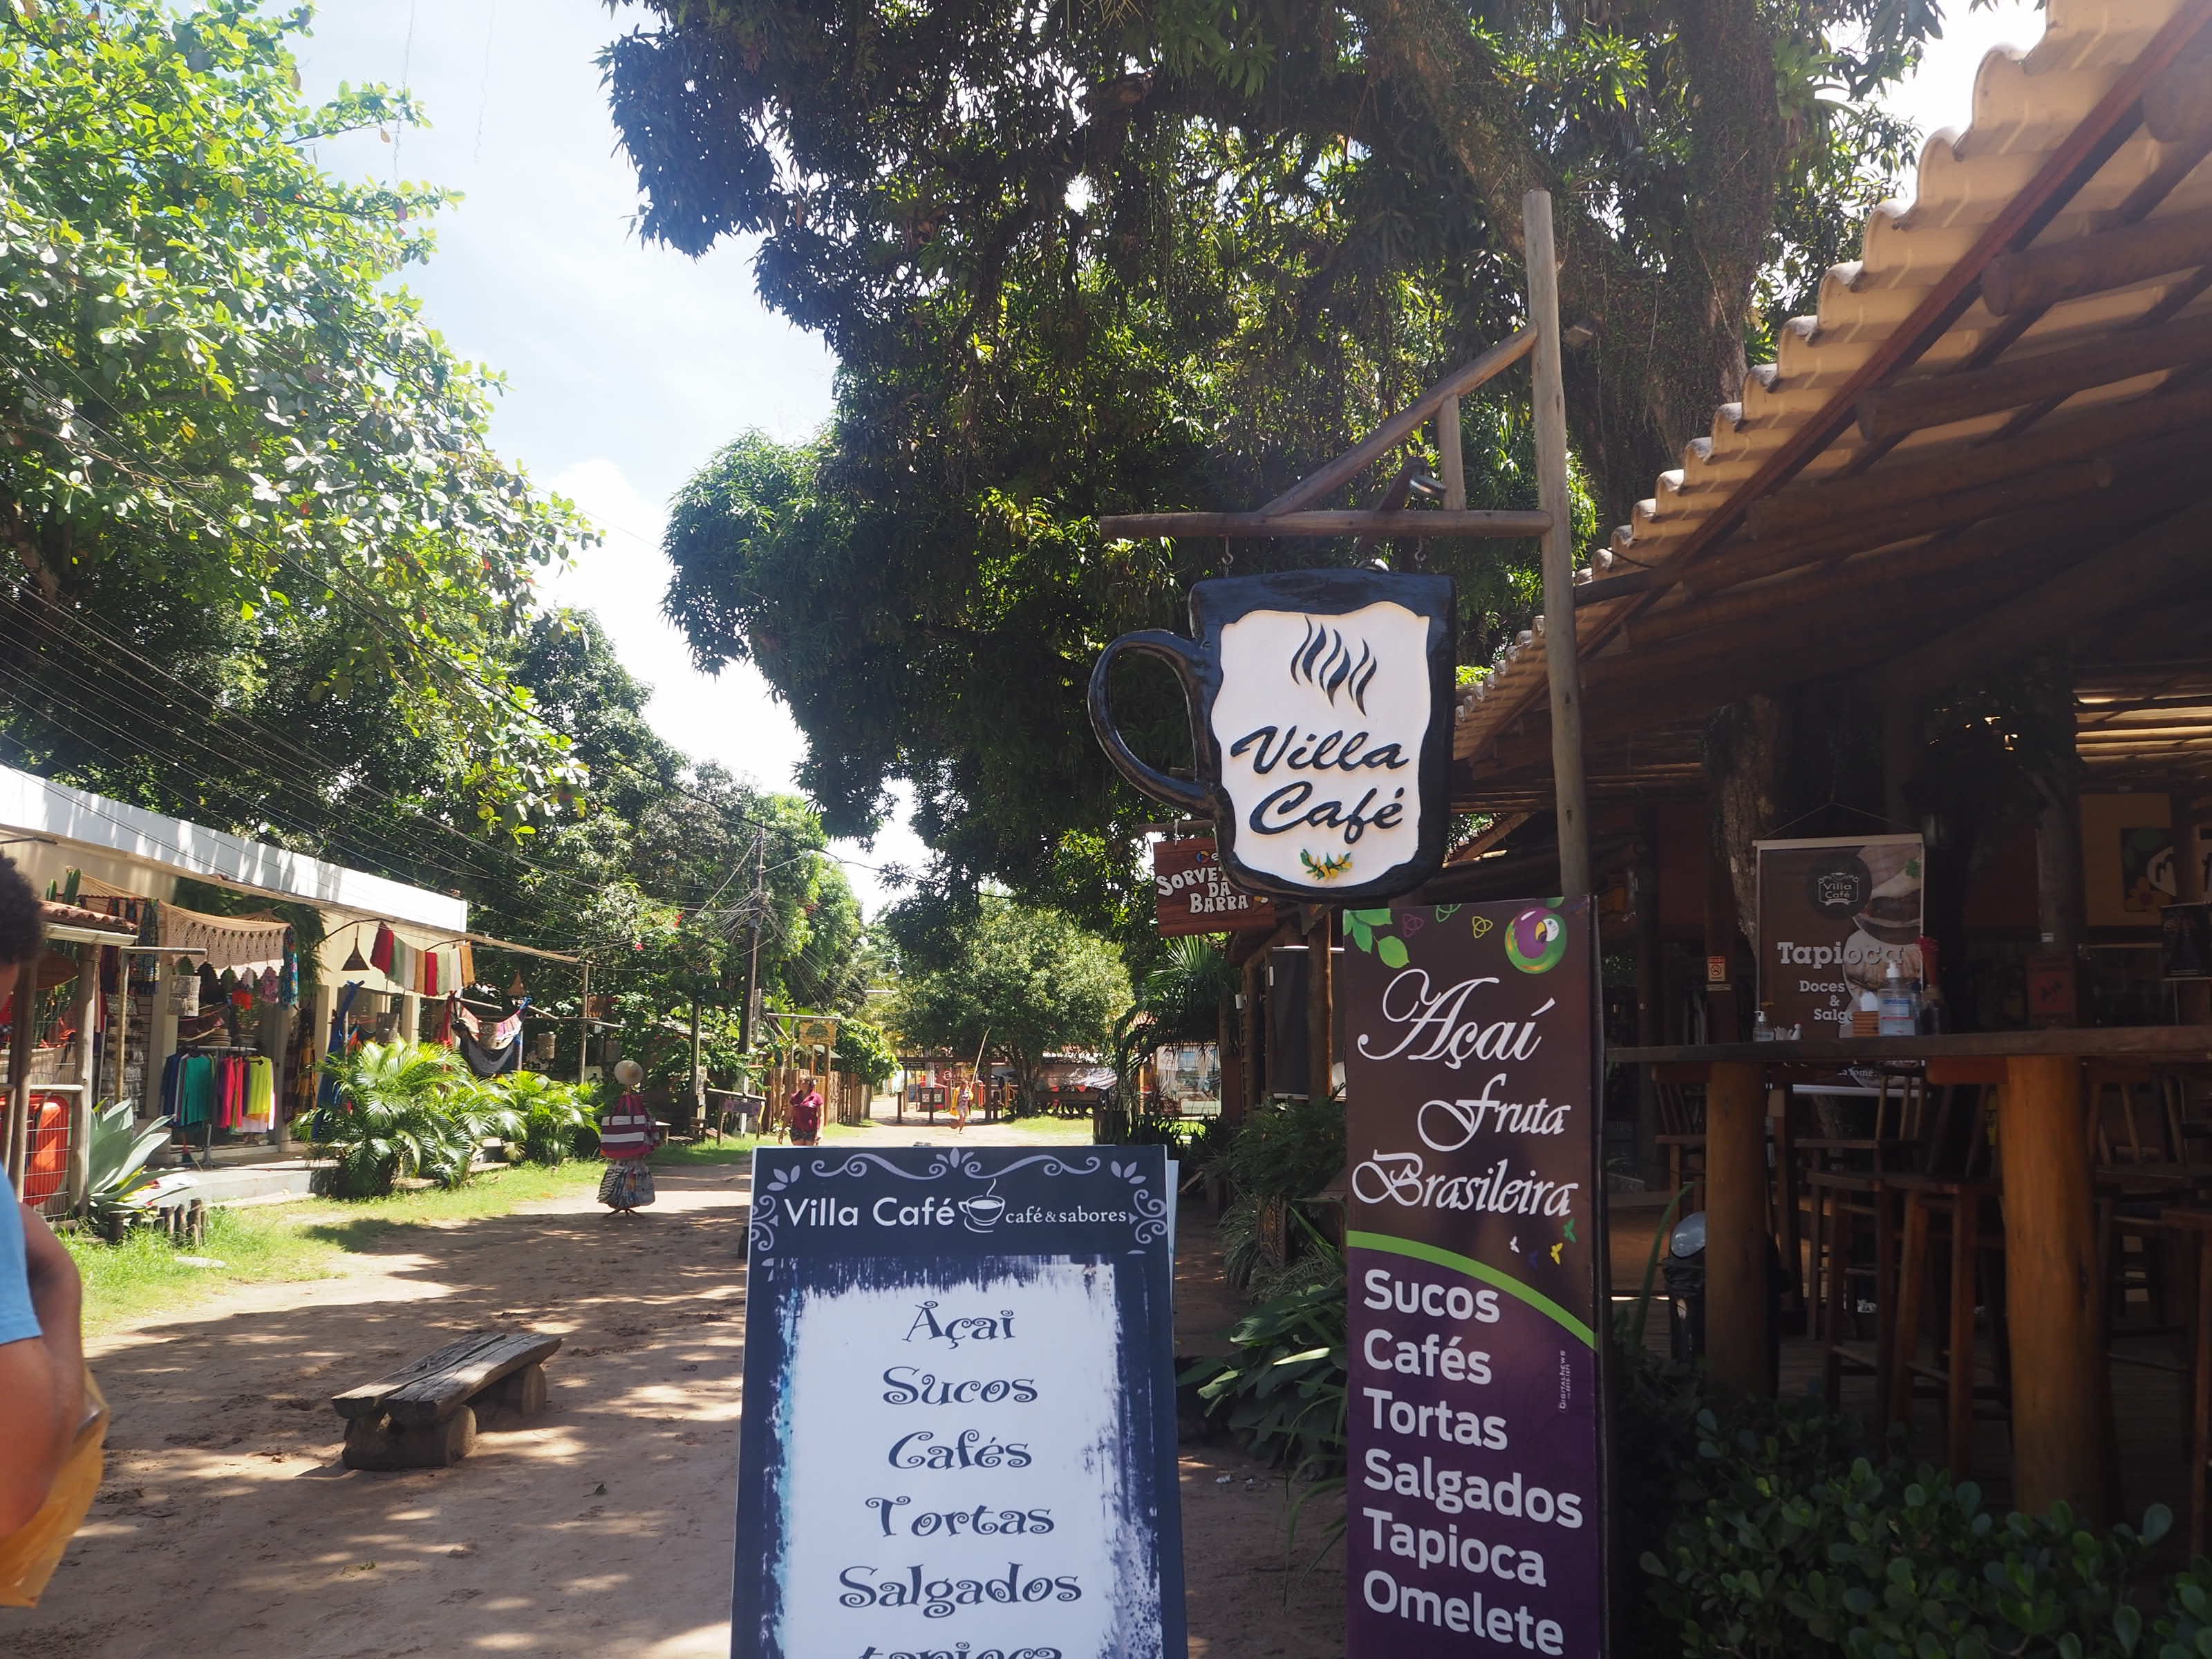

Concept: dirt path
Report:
left=13, top=1124, right=1343, bottom=1658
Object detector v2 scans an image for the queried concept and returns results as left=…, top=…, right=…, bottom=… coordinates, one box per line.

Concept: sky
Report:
left=287, top=0, right=2048, bottom=915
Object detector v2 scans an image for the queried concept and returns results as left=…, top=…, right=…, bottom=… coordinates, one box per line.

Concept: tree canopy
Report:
left=890, top=901, right=1132, bottom=1100
left=0, top=1, right=880, bottom=1081
left=0, top=0, right=594, bottom=834
left=614, top=0, right=1924, bottom=928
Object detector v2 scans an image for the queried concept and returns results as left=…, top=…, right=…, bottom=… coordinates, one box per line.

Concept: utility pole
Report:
left=689, top=993, right=702, bottom=1113
left=576, top=959, right=591, bottom=1087
left=1525, top=188, right=1591, bottom=899
left=741, top=830, right=765, bottom=1054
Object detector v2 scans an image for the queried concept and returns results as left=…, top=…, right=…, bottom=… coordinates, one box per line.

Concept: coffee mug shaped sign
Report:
left=1089, top=570, right=1456, bottom=903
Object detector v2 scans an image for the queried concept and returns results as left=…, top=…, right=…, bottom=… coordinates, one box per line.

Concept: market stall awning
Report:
left=1453, top=0, right=2212, bottom=809
left=39, top=898, right=140, bottom=946
left=0, top=762, right=465, bottom=934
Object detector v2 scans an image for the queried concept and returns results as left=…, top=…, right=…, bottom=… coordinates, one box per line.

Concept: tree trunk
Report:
left=1705, top=693, right=1792, bottom=948
left=1358, top=0, right=1788, bottom=525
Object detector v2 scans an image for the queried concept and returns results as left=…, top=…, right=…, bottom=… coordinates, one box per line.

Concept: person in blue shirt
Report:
left=0, top=856, right=83, bottom=1537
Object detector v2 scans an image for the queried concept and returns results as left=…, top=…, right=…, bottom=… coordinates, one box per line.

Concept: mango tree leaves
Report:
left=0, top=0, right=594, bottom=827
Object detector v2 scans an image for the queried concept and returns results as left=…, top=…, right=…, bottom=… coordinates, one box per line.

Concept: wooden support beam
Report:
left=1689, top=460, right=2202, bottom=603
left=2000, top=1055, right=2110, bottom=1523
left=1573, top=566, right=1666, bottom=606
left=1983, top=204, right=2212, bottom=316
left=1095, top=508, right=1551, bottom=539
left=1747, top=383, right=2212, bottom=542
left=1880, top=503, right=2209, bottom=698
left=1438, top=397, right=1467, bottom=511
left=1526, top=189, right=1592, bottom=899
left=1857, top=308, right=2212, bottom=444
left=1635, top=527, right=2077, bottom=648
left=1739, top=454, right=2120, bottom=567
left=1705, top=1061, right=1772, bottom=1396
left=1259, top=330, right=1538, bottom=516
left=1445, top=810, right=1530, bottom=864
left=1306, top=910, right=1334, bottom=1106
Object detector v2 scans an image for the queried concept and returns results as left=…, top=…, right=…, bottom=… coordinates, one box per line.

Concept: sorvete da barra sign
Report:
left=1339, top=899, right=1609, bottom=1657
left=731, top=1145, right=1187, bottom=1659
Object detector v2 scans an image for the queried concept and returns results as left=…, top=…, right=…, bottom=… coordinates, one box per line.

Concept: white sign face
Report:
left=774, top=1262, right=1138, bottom=1656
left=732, top=1147, right=1187, bottom=1659
left=1210, top=601, right=1434, bottom=892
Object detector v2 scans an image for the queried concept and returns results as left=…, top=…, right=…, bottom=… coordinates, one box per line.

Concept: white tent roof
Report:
left=0, top=762, right=466, bottom=935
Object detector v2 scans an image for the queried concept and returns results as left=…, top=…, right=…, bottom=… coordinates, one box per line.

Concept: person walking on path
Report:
left=787, top=1078, right=823, bottom=1147
left=596, top=1060, right=665, bottom=1217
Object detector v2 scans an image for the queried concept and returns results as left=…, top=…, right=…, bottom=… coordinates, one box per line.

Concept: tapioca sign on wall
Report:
left=1089, top=571, right=1458, bottom=903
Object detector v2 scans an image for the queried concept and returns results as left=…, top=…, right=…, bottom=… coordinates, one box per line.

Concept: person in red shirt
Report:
left=787, top=1078, right=823, bottom=1146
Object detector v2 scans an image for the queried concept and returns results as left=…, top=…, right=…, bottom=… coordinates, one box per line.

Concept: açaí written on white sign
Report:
left=731, top=1146, right=1187, bottom=1659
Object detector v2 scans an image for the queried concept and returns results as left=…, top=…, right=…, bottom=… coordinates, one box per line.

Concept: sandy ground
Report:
left=10, top=1120, right=1343, bottom=1658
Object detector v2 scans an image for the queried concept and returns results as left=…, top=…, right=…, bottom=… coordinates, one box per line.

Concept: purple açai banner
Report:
left=1338, top=898, right=1608, bottom=1658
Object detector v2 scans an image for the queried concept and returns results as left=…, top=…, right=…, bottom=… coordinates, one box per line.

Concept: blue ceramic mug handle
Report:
left=1087, top=630, right=1210, bottom=816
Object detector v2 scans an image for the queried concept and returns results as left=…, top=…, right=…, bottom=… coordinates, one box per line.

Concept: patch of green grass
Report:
left=66, top=1156, right=609, bottom=1335
left=65, top=1206, right=349, bottom=1336
left=993, top=1113, right=1096, bottom=1138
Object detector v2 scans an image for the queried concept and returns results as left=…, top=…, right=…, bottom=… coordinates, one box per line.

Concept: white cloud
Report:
left=290, top=1, right=919, bottom=915
left=1880, top=0, right=2046, bottom=153
left=543, top=460, right=929, bottom=915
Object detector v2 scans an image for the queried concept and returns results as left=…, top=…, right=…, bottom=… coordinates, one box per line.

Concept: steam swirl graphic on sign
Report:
left=1289, top=619, right=1381, bottom=713
left=1089, top=571, right=1456, bottom=903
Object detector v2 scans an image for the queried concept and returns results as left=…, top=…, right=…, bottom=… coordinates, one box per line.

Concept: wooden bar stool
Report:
left=1888, top=1175, right=2010, bottom=1476
left=1803, top=1070, right=1929, bottom=1331
left=1817, top=1170, right=1901, bottom=1419
left=2149, top=1210, right=2212, bottom=1559
left=1653, top=1062, right=1708, bottom=1211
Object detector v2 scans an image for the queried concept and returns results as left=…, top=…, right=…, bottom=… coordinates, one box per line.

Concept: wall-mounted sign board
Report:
left=732, top=1145, right=1188, bottom=1659
left=1154, top=836, right=1277, bottom=937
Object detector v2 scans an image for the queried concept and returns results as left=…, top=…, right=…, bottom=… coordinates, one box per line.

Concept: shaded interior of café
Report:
left=1425, top=0, right=2212, bottom=1548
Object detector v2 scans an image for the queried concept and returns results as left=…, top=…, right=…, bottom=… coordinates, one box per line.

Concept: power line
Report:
left=11, top=348, right=871, bottom=888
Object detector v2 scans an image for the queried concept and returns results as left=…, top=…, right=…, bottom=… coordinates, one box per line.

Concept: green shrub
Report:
left=309, top=1041, right=521, bottom=1197
left=1616, top=1347, right=2212, bottom=1659
left=82, top=1096, right=166, bottom=1229
left=483, top=1071, right=597, bottom=1166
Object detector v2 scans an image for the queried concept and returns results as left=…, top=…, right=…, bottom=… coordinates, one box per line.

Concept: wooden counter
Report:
left=1608, top=1026, right=2212, bottom=1521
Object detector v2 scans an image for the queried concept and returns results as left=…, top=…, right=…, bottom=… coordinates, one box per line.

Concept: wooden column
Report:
left=1524, top=189, right=1591, bottom=899
left=1703, top=806, right=1745, bottom=1042
left=2175, top=789, right=2211, bottom=1024
left=1633, top=808, right=1662, bottom=1184
left=66, top=945, right=97, bottom=1209
left=2032, top=661, right=2083, bottom=963
left=2000, top=1054, right=2109, bottom=1522
left=1705, top=1060, right=1772, bottom=1396
left=1438, top=398, right=1468, bottom=510
left=1306, top=912, right=1335, bottom=1103
left=1238, top=950, right=1265, bottom=1123
left=3, top=955, right=34, bottom=1191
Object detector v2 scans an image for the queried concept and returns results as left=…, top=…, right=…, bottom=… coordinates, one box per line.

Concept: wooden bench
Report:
left=330, top=1331, right=562, bottom=1470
